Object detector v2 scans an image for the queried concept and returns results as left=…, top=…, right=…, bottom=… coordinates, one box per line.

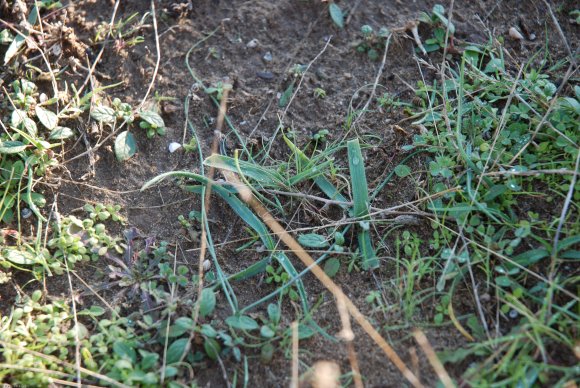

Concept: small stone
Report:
left=21, top=208, right=32, bottom=219
left=263, top=51, right=273, bottom=62
left=509, top=27, right=524, bottom=41
left=343, top=72, right=352, bottom=79
left=256, top=71, right=274, bottom=80
left=168, top=142, right=182, bottom=153
left=246, top=39, right=258, bottom=48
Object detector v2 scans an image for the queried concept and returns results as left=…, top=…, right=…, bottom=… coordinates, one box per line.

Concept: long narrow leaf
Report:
left=186, top=184, right=310, bottom=313
left=283, top=135, right=349, bottom=207
left=204, top=154, right=285, bottom=188
left=141, top=171, right=209, bottom=191
left=347, top=139, right=378, bottom=270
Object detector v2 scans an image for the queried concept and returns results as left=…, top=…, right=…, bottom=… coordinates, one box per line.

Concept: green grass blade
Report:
left=347, top=139, right=378, bottom=270
left=185, top=184, right=310, bottom=314
left=283, top=135, right=349, bottom=206
left=141, top=171, right=209, bottom=191
left=204, top=154, right=285, bottom=188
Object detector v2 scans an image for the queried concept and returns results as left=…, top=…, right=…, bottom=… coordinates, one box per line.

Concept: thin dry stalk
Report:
left=291, top=321, right=299, bottom=388
left=413, top=329, right=454, bottom=388
left=336, top=294, right=363, bottom=388
left=222, top=172, right=423, bottom=388
left=139, top=0, right=161, bottom=109
left=311, top=361, right=341, bottom=388
left=177, top=86, right=231, bottom=365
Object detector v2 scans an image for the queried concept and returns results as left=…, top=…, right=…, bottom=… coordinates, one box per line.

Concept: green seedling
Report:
left=355, top=24, right=390, bottom=60
left=313, top=87, right=327, bottom=99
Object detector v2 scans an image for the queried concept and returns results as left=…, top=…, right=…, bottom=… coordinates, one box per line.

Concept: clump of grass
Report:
left=394, top=40, right=580, bottom=385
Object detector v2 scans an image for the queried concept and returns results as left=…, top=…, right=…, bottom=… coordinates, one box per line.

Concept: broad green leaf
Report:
left=279, top=83, right=294, bottom=107
left=91, top=106, right=116, bottom=123
left=0, top=141, right=27, bottom=154
left=113, top=341, right=137, bottom=363
left=203, top=337, right=221, bottom=360
left=394, top=164, right=412, bottom=178
left=2, top=248, right=35, bottom=265
left=49, top=126, right=74, bottom=140
left=35, top=106, right=58, bottom=130
left=78, top=305, right=106, bottom=316
left=167, top=317, right=194, bottom=337
left=139, top=110, right=165, bottom=128
left=199, top=288, right=216, bottom=317
left=225, top=315, right=259, bottom=331
left=200, top=324, right=218, bottom=338
left=11, top=109, right=27, bottom=128
left=165, top=338, right=189, bottom=365
left=513, top=249, right=548, bottom=266
left=298, top=233, right=329, bottom=248
left=323, top=257, right=340, bottom=277
left=114, top=131, right=137, bottom=161
left=22, top=117, right=37, bottom=137
left=4, top=6, right=38, bottom=64
left=260, top=325, right=275, bottom=338
left=267, top=304, right=280, bottom=324
left=329, top=3, right=344, bottom=28
left=495, top=276, right=511, bottom=287
left=347, top=139, right=378, bottom=269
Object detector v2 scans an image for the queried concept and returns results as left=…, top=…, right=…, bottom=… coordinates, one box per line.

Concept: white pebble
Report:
left=168, top=142, right=182, bottom=153
left=509, top=27, right=524, bottom=41
left=246, top=39, right=258, bottom=48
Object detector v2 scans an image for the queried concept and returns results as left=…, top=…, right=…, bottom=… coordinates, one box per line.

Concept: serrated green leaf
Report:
left=114, top=131, right=137, bottom=161
left=298, top=233, right=329, bottom=248
left=329, top=3, right=344, bottom=28
left=49, top=126, right=74, bottom=140
left=35, top=106, right=58, bottom=130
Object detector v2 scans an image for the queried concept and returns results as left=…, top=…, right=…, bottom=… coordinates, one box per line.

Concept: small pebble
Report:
left=509, top=27, right=524, bottom=41
left=263, top=51, right=273, bottom=62
left=21, top=208, right=32, bottom=219
left=508, top=309, right=519, bottom=319
left=246, top=39, right=258, bottom=48
left=256, top=71, right=274, bottom=80
left=168, top=142, right=182, bottom=153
